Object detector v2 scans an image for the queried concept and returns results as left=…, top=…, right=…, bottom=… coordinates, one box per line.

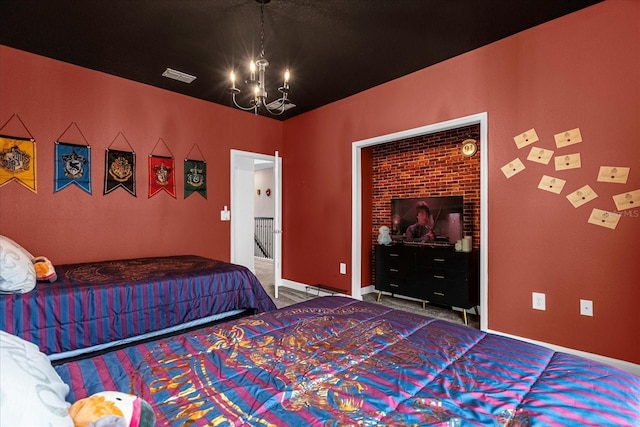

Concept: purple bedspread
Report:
left=54, top=296, right=640, bottom=426
left=0, top=255, right=276, bottom=355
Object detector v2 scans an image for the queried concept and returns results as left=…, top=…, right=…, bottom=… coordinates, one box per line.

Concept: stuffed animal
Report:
left=32, top=256, right=57, bottom=282
left=377, top=225, right=392, bottom=245
left=69, top=391, right=156, bottom=427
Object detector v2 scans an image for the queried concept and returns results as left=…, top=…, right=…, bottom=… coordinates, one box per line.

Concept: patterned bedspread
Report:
left=54, top=296, right=640, bottom=426
left=0, top=255, right=276, bottom=355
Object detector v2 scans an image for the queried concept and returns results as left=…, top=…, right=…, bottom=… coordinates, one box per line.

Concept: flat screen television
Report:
left=390, top=196, right=464, bottom=244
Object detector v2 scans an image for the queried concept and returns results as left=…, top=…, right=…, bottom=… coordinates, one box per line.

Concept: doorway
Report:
left=351, top=112, right=488, bottom=331
left=230, top=150, right=282, bottom=296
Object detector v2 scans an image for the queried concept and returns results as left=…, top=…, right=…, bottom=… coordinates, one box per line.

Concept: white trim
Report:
left=281, top=280, right=640, bottom=375
left=486, top=329, right=640, bottom=376
left=351, top=112, right=489, bottom=328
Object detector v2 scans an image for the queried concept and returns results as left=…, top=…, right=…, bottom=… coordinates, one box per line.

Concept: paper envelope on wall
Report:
left=588, top=208, right=621, bottom=230
left=513, top=128, right=539, bottom=149
left=566, top=185, right=598, bottom=208
left=554, top=153, right=581, bottom=171
left=527, top=146, right=554, bottom=165
left=597, top=166, right=630, bottom=184
left=501, top=158, right=526, bottom=178
left=612, top=189, right=640, bottom=211
left=538, top=175, right=566, bottom=194
left=554, top=128, right=582, bottom=148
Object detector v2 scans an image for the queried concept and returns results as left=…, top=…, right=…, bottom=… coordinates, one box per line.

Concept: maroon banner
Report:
left=148, top=155, right=176, bottom=198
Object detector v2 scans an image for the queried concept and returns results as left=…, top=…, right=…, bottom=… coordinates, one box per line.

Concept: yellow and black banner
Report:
left=0, top=136, right=37, bottom=193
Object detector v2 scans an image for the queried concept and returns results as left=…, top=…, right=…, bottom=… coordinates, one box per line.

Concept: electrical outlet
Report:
left=532, top=292, right=546, bottom=310
left=580, top=299, right=593, bottom=316
left=339, top=263, right=347, bottom=274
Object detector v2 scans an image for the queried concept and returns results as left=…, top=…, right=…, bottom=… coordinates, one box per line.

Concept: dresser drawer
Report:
left=375, top=276, right=410, bottom=293
left=423, top=283, right=468, bottom=307
left=380, top=263, right=411, bottom=278
left=415, top=249, right=467, bottom=272
left=425, top=269, right=468, bottom=282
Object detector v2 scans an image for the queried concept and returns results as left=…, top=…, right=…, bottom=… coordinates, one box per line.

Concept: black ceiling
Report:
left=1, top=0, right=602, bottom=120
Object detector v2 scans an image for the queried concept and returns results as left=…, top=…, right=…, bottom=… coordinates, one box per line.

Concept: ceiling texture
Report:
left=1, top=0, right=602, bottom=120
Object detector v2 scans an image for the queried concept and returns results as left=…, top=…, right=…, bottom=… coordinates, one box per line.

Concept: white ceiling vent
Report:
left=162, top=68, right=196, bottom=83
left=265, top=99, right=296, bottom=111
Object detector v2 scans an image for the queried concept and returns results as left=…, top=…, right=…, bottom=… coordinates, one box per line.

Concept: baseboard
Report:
left=281, top=280, right=640, bottom=376
left=279, top=279, right=350, bottom=298
left=486, top=329, right=640, bottom=376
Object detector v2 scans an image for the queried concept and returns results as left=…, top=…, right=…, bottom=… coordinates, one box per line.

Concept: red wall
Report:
left=282, top=1, right=639, bottom=364
left=0, top=46, right=282, bottom=264
left=1, top=1, right=638, bottom=364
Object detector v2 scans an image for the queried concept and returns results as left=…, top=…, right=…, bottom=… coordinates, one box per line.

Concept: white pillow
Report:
left=0, top=235, right=36, bottom=293
left=0, top=330, right=74, bottom=426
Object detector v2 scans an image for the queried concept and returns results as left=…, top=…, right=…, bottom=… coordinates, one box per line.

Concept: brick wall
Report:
left=371, top=124, right=481, bottom=252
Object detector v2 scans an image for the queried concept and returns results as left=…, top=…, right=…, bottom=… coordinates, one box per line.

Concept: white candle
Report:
left=462, top=236, right=472, bottom=252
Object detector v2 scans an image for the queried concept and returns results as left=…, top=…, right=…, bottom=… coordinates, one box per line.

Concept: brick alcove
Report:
left=369, top=124, right=481, bottom=277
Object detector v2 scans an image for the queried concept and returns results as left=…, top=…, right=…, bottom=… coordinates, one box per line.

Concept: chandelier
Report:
left=229, top=0, right=292, bottom=116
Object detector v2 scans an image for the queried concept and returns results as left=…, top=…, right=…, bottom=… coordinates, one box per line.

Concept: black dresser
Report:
left=374, top=244, right=479, bottom=324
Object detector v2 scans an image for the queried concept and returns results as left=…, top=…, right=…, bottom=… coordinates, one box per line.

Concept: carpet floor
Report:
left=254, top=258, right=479, bottom=329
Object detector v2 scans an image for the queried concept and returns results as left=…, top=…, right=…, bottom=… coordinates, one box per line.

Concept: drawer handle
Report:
left=434, top=292, right=445, bottom=296
left=389, top=268, right=399, bottom=272
left=434, top=274, right=445, bottom=279
left=389, top=253, right=400, bottom=257
left=390, top=283, right=399, bottom=287
left=434, top=258, right=445, bottom=262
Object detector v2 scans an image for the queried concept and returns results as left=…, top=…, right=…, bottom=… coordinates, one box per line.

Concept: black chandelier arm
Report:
left=230, top=90, right=259, bottom=112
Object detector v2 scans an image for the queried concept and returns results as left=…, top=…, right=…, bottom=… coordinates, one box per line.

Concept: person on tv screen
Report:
left=405, top=201, right=435, bottom=242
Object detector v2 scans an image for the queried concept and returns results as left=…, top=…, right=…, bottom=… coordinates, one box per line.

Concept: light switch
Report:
left=339, top=263, right=347, bottom=275
left=220, top=206, right=230, bottom=221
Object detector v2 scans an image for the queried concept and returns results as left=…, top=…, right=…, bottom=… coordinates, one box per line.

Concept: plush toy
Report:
left=32, top=256, right=57, bottom=282
left=69, top=391, right=156, bottom=427
left=377, top=225, right=392, bottom=245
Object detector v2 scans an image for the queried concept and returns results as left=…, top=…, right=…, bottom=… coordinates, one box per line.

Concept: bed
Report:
left=0, top=255, right=277, bottom=360
left=45, top=296, right=640, bottom=426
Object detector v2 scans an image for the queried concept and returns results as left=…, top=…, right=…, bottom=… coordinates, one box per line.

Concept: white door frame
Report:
left=351, top=112, right=489, bottom=331
left=230, top=149, right=283, bottom=289
left=273, top=151, right=282, bottom=297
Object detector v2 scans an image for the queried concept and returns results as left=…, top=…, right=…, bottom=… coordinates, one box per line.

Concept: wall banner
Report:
left=149, top=155, right=176, bottom=198
left=104, top=149, right=136, bottom=196
left=0, top=136, right=37, bottom=193
left=55, top=142, right=91, bottom=194
left=184, top=159, right=207, bottom=199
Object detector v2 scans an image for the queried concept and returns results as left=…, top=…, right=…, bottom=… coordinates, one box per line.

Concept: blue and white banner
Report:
left=54, top=142, right=91, bottom=194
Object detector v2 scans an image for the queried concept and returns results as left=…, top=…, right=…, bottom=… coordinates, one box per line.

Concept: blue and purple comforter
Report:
left=0, top=255, right=276, bottom=356
left=54, top=296, right=640, bottom=426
